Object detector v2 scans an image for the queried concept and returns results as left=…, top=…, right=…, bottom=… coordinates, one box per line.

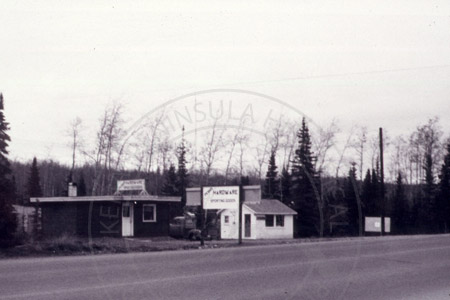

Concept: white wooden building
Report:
left=186, top=185, right=297, bottom=240
left=220, top=199, right=297, bottom=239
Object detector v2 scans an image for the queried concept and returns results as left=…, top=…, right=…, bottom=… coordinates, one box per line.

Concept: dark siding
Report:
left=41, top=203, right=77, bottom=238
left=40, top=201, right=174, bottom=238
left=133, top=202, right=171, bottom=237
left=41, top=201, right=122, bottom=238
left=86, top=201, right=122, bottom=237
left=76, top=202, right=89, bottom=236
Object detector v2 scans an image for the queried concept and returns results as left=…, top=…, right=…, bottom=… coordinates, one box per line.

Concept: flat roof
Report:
left=30, top=195, right=181, bottom=203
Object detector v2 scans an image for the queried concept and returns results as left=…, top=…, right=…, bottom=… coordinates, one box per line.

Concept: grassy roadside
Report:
left=0, top=235, right=328, bottom=258
left=0, top=236, right=202, bottom=258
left=0, top=234, right=432, bottom=259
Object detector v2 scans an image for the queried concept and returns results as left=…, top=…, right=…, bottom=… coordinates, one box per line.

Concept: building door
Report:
left=122, top=203, right=134, bottom=237
left=244, top=214, right=251, bottom=238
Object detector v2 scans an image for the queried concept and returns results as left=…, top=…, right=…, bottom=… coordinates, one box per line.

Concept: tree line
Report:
left=2, top=98, right=450, bottom=244
left=262, top=117, right=450, bottom=237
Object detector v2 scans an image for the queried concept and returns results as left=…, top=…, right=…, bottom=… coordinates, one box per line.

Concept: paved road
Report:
left=1, top=235, right=450, bottom=300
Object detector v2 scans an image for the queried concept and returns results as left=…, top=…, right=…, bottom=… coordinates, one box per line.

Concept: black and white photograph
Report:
left=1, top=1, right=450, bottom=299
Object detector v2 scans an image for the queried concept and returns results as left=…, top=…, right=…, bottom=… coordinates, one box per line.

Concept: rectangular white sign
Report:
left=365, top=217, right=391, bottom=233
left=117, top=179, right=146, bottom=192
left=203, top=186, right=239, bottom=210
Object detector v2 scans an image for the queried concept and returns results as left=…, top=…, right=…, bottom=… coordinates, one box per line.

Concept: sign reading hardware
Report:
left=117, top=179, right=146, bottom=192
left=203, top=186, right=239, bottom=210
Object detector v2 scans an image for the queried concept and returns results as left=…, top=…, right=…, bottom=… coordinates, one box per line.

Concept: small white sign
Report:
left=203, top=186, right=239, bottom=210
left=117, top=179, right=146, bottom=192
left=365, top=217, right=391, bottom=233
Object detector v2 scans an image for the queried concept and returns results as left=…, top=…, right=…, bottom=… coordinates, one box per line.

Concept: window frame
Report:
left=276, top=215, right=284, bottom=227
left=265, top=214, right=285, bottom=227
left=142, top=204, right=157, bottom=223
left=265, top=215, right=274, bottom=227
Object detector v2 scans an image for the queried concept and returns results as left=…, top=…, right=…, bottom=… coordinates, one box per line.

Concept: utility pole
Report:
left=379, top=128, right=385, bottom=236
left=200, top=186, right=205, bottom=246
left=238, top=184, right=243, bottom=245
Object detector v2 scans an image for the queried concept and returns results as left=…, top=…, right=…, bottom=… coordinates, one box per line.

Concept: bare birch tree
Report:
left=157, top=136, right=174, bottom=173
left=314, top=119, right=340, bottom=175
left=255, top=131, right=270, bottom=180
left=350, top=125, right=367, bottom=180
left=199, top=119, right=225, bottom=184
left=279, top=120, right=297, bottom=170
left=238, top=136, right=247, bottom=178
left=369, top=134, right=380, bottom=171
left=389, top=135, right=409, bottom=183
left=414, top=117, right=443, bottom=183
left=224, top=119, right=249, bottom=184
left=83, top=102, right=126, bottom=195
left=335, top=126, right=355, bottom=179
left=144, top=112, right=165, bottom=173
left=67, top=117, right=83, bottom=177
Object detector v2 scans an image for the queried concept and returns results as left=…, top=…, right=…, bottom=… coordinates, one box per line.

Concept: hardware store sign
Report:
left=203, top=186, right=239, bottom=210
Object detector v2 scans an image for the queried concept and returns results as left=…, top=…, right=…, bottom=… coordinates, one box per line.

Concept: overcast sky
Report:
left=1, top=1, right=450, bottom=164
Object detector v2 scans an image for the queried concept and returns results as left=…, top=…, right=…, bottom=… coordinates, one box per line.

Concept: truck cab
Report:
left=169, top=213, right=200, bottom=240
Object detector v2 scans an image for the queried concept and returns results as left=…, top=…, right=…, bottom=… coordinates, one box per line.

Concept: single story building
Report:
left=186, top=185, right=297, bottom=239
left=30, top=181, right=181, bottom=238
left=220, top=199, right=297, bottom=239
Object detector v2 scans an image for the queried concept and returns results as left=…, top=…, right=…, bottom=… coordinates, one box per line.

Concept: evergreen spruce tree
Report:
left=392, top=172, right=407, bottom=234
left=11, top=175, right=18, bottom=205
left=240, top=176, right=250, bottom=185
left=264, top=150, right=280, bottom=199
left=410, top=188, right=422, bottom=234
left=177, top=127, right=189, bottom=208
left=77, top=173, right=87, bottom=196
left=0, top=94, right=17, bottom=246
left=344, top=164, right=359, bottom=235
left=27, top=157, right=43, bottom=240
left=420, top=153, right=437, bottom=233
left=361, top=169, right=372, bottom=216
left=161, top=164, right=179, bottom=196
left=361, top=168, right=380, bottom=217
left=370, top=168, right=379, bottom=215
left=437, top=142, right=450, bottom=232
left=280, top=166, right=291, bottom=205
left=291, top=117, right=320, bottom=237
left=27, top=157, right=43, bottom=198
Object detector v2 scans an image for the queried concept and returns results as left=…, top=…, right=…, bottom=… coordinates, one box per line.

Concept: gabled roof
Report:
left=244, top=199, right=297, bottom=215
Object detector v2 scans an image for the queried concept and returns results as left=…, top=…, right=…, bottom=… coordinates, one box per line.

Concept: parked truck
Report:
left=169, top=212, right=202, bottom=240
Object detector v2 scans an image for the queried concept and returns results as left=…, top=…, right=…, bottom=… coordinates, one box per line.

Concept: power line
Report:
left=122, top=63, right=450, bottom=94
left=210, top=64, right=450, bottom=88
